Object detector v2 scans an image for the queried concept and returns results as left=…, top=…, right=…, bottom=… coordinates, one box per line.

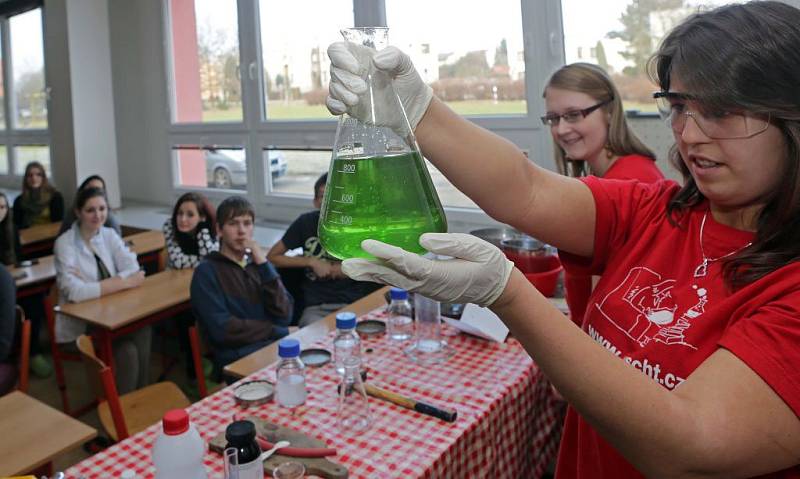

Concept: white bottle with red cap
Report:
left=152, top=408, right=208, bottom=479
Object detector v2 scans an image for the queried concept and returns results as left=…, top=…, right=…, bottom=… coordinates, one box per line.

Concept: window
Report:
left=173, top=145, right=247, bottom=190
left=163, top=0, right=552, bottom=224
left=386, top=0, right=526, bottom=116
left=0, top=6, right=51, bottom=180
left=10, top=8, right=47, bottom=129
left=167, top=0, right=242, bottom=123
left=14, top=145, right=50, bottom=176
left=258, top=0, right=352, bottom=120
left=0, top=147, right=7, bottom=175
left=267, top=149, right=329, bottom=197
left=560, top=0, right=747, bottom=114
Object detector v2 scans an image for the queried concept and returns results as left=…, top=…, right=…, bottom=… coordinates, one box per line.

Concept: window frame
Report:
left=0, top=5, right=51, bottom=183
left=163, top=0, right=564, bottom=227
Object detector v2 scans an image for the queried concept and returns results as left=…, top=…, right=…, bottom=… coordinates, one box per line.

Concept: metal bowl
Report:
left=500, top=237, right=547, bottom=253
left=469, top=227, right=524, bottom=248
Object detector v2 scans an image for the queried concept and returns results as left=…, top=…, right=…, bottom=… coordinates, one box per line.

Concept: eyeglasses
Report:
left=653, top=91, right=770, bottom=140
left=540, top=99, right=612, bottom=127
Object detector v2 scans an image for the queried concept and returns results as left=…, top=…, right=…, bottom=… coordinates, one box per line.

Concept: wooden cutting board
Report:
left=209, top=416, right=348, bottom=478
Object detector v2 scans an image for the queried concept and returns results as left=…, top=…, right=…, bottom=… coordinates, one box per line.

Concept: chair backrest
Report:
left=188, top=324, right=208, bottom=398
left=15, top=306, right=30, bottom=392
left=76, top=335, right=130, bottom=439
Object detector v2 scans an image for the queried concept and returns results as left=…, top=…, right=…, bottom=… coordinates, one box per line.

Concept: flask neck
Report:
left=340, top=27, right=388, bottom=50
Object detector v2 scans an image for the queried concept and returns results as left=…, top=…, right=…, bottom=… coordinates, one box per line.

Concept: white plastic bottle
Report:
left=152, top=409, right=208, bottom=479
left=275, top=338, right=307, bottom=408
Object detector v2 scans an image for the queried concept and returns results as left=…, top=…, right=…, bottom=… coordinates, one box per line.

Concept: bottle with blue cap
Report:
left=333, top=311, right=361, bottom=382
left=275, top=338, right=306, bottom=408
left=387, top=288, right=414, bottom=341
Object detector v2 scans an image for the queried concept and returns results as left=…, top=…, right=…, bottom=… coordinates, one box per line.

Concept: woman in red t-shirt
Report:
left=327, top=2, right=800, bottom=477
left=543, top=63, right=665, bottom=326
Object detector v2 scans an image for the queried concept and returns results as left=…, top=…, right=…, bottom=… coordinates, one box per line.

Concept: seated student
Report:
left=59, top=175, right=122, bottom=236
left=191, top=196, right=292, bottom=377
left=0, top=265, right=16, bottom=395
left=54, top=187, right=149, bottom=394
left=13, top=161, right=64, bottom=229
left=0, top=191, right=51, bottom=378
left=267, top=173, right=381, bottom=327
left=163, top=192, right=218, bottom=388
left=163, top=192, right=218, bottom=269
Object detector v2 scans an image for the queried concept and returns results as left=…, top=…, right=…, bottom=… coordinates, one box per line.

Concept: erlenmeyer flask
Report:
left=319, top=27, right=447, bottom=260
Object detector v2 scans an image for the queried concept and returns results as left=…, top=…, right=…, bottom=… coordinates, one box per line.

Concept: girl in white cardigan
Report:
left=54, top=187, right=149, bottom=394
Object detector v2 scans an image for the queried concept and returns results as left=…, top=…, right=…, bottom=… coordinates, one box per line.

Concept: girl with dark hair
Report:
left=327, top=2, right=800, bottom=476
left=163, top=192, right=218, bottom=270
left=13, top=161, right=64, bottom=229
left=54, top=187, right=149, bottom=394
left=59, top=175, right=121, bottom=235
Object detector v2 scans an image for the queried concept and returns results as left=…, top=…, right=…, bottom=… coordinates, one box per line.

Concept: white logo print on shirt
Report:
left=594, top=267, right=706, bottom=350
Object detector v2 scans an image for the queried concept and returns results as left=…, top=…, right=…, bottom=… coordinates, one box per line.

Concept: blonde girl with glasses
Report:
left=543, top=63, right=661, bottom=181
left=543, top=63, right=664, bottom=325
left=327, top=1, right=800, bottom=476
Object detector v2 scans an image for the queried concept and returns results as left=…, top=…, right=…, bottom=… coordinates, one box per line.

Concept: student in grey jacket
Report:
left=54, top=187, right=148, bottom=394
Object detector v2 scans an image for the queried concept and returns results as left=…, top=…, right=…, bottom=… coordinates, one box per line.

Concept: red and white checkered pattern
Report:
left=66, top=308, right=562, bottom=478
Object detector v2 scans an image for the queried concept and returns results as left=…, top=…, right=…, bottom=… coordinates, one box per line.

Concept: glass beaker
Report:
left=319, top=27, right=447, bottom=260
left=404, top=293, right=455, bottom=365
left=337, top=356, right=372, bottom=432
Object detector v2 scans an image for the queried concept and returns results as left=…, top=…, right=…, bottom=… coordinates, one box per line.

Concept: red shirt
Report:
left=556, top=177, right=800, bottom=478
left=565, top=154, right=664, bottom=325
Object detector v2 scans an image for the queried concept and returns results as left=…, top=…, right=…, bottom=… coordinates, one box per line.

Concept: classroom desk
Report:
left=55, top=268, right=193, bottom=372
left=19, top=222, right=62, bottom=257
left=8, top=229, right=167, bottom=294
left=0, top=391, right=96, bottom=477
left=123, top=229, right=166, bottom=271
left=225, top=286, right=390, bottom=378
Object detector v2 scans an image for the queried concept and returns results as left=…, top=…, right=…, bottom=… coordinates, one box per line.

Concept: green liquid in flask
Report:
left=319, top=151, right=448, bottom=260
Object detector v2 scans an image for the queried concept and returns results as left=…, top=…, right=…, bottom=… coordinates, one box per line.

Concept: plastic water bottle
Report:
left=333, top=311, right=361, bottom=382
left=387, top=288, right=413, bottom=341
left=152, top=409, right=207, bottom=479
left=275, top=338, right=307, bottom=408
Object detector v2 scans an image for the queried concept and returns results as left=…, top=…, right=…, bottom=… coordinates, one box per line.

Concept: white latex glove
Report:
left=327, top=42, right=433, bottom=134
left=342, top=233, right=514, bottom=308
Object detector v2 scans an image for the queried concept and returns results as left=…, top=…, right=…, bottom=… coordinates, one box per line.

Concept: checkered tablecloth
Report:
left=66, top=307, right=562, bottom=479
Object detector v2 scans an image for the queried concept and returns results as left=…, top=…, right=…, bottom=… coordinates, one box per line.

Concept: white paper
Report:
left=442, top=303, right=509, bottom=343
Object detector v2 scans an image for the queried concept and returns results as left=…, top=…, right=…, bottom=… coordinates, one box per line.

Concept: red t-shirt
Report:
left=565, top=154, right=664, bottom=325
left=556, top=177, right=800, bottom=478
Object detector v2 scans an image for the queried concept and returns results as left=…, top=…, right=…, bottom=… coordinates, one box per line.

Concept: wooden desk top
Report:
left=124, top=230, right=165, bottom=256
left=9, top=230, right=166, bottom=289
left=0, top=391, right=96, bottom=476
left=56, top=268, right=193, bottom=330
left=9, top=255, right=56, bottom=288
left=18, top=222, right=61, bottom=246
left=224, top=286, right=389, bottom=379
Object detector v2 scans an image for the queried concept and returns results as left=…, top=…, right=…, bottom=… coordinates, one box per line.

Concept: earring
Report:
left=605, top=143, right=614, bottom=159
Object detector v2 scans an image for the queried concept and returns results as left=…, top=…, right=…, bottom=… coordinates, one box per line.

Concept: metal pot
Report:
left=469, top=227, right=524, bottom=248
left=500, top=237, right=553, bottom=273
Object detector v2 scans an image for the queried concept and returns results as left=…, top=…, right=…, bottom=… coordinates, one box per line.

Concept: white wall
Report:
left=66, top=0, right=121, bottom=207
